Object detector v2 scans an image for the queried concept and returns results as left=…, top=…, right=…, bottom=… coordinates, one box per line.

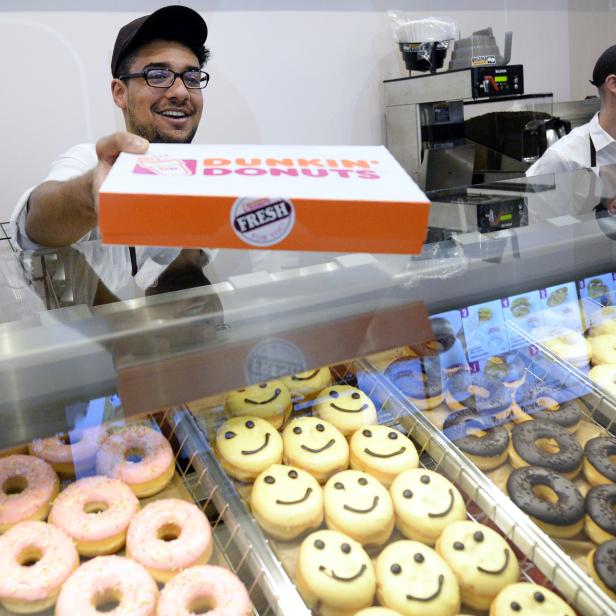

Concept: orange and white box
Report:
left=99, top=144, right=430, bottom=254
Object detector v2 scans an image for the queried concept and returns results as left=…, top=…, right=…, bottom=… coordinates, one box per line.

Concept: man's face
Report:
left=112, top=39, right=203, bottom=143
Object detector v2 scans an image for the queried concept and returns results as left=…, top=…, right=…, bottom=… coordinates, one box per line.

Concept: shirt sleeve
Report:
left=525, top=148, right=575, bottom=177
left=9, top=144, right=97, bottom=250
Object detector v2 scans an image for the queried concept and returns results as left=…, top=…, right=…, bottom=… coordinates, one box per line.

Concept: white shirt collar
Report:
left=590, top=112, right=616, bottom=151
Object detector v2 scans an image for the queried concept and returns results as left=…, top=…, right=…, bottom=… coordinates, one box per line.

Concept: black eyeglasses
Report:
left=118, top=68, right=210, bottom=89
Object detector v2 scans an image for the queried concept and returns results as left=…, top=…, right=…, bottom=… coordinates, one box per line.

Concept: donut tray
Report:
left=354, top=355, right=616, bottom=616
left=184, top=364, right=578, bottom=616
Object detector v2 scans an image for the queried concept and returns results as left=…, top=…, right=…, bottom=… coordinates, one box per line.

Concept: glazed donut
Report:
left=0, top=454, right=59, bottom=532
left=280, top=367, right=332, bottom=401
left=446, top=372, right=512, bottom=422
left=585, top=484, right=616, bottom=544
left=49, top=476, right=139, bottom=557
left=514, top=382, right=582, bottom=432
left=483, top=353, right=526, bottom=388
left=590, top=334, right=616, bottom=365
left=96, top=425, right=175, bottom=497
left=156, top=565, right=251, bottom=616
left=55, top=555, right=158, bottom=616
left=588, top=364, right=616, bottom=400
left=0, top=520, right=79, bottom=614
left=589, top=306, right=616, bottom=336
left=224, top=380, right=292, bottom=429
left=490, top=583, right=575, bottom=616
left=509, top=419, right=583, bottom=479
left=530, top=326, right=591, bottom=369
left=584, top=436, right=616, bottom=486
left=443, top=410, right=510, bottom=470
left=385, top=356, right=444, bottom=410
left=506, top=466, right=584, bottom=539
left=28, top=426, right=102, bottom=477
left=127, top=498, right=212, bottom=583
left=589, top=539, right=616, bottom=600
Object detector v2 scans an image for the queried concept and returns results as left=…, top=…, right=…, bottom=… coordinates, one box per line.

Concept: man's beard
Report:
left=127, top=107, right=198, bottom=144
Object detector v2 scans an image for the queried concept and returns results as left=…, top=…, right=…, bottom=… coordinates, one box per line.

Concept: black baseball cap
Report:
left=590, top=44, right=616, bottom=87
left=111, top=5, right=208, bottom=77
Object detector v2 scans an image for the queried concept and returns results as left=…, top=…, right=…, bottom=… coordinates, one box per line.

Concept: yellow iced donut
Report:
left=282, top=417, right=349, bottom=484
left=376, top=540, right=460, bottom=616
left=214, top=416, right=283, bottom=482
left=530, top=326, right=591, bottom=369
left=280, top=367, right=332, bottom=400
left=489, top=583, right=575, bottom=616
left=313, top=385, right=378, bottom=436
left=224, top=381, right=292, bottom=429
left=589, top=364, right=616, bottom=400
left=590, top=334, right=616, bottom=365
left=349, top=425, right=418, bottom=487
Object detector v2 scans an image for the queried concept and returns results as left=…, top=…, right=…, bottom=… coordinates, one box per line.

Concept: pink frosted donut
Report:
left=96, top=425, right=174, bottom=497
left=0, top=454, right=59, bottom=532
left=49, top=476, right=140, bottom=556
left=0, top=520, right=79, bottom=613
left=29, top=427, right=103, bottom=477
left=56, top=555, right=158, bottom=616
left=156, top=565, right=251, bottom=616
left=127, top=498, right=212, bottom=583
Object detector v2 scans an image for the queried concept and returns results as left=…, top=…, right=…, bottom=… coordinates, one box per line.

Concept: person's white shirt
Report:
left=526, top=112, right=616, bottom=176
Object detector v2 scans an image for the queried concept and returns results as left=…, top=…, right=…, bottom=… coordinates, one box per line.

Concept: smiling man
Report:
left=11, top=5, right=209, bottom=249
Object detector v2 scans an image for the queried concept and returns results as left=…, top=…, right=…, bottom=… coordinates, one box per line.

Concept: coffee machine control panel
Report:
left=470, top=65, right=524, bottom=98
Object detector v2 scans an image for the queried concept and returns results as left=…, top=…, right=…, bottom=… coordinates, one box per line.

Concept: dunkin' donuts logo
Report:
left=230, top=197, right=295, bottom=247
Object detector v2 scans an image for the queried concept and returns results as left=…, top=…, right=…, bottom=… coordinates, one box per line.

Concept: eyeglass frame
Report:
left=117, top=67, right=210, bottom=90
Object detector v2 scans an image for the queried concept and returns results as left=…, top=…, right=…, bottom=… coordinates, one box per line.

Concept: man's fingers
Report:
left=96, top=131, right=149, bottom=165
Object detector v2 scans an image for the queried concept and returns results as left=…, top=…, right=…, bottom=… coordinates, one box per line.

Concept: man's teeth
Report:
left=161, top=111, right=187, bottom=117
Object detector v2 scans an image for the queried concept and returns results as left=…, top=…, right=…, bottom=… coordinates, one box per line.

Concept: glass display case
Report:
left=1, top=165, right=616, bottom=615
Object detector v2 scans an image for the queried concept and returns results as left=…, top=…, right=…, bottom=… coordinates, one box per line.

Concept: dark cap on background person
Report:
left=111, top=5, right=208, bottom=77
left=590, top=44, right=616, bottom=87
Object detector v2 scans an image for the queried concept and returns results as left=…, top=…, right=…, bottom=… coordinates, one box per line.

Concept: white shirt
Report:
left=526, top=112, right=616, bottom=176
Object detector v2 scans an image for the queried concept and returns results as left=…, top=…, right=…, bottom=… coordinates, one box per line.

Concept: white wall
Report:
left=0, top=0, right=573, bottom=220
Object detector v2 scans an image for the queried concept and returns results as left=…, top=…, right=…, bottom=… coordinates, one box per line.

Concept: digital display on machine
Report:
left=494, top=76, right=508, bottom=83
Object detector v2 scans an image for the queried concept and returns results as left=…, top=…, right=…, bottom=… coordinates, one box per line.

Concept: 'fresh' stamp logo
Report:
left=230, top=197, right=295, bottom=246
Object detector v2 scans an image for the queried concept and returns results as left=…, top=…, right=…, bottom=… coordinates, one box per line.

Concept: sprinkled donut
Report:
left=585, top=484, right=616, bottom=544
left=589, top=538, right=616, bottom=600
left=55, top=555, right=158, bottom=616
left=126, top=498, right=212, bottom=582
left=0, top=520, right=79, bottom=614
left=584, top=436, right=616, bottom=486
left=506, top=466, right=584, bottom=538
left=509, top=419, right=583, bottom=479
left=48, top=476, right=139, bottom=556
left=483, top=352, right=526, bottom=388
left=446, top=372, right=512, bottom=422
left=514, top=382, right=582, bottom=432
left=96, top=425, right=175, bottom=497
left=0, top=454, right=59, bottom=532
left=156, top=565, right=251, bottom=616
left=385, top=356, right=444, bottom=410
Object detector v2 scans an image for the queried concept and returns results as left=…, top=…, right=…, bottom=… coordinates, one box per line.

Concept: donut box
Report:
left=98, top=143, right=431, bottom=254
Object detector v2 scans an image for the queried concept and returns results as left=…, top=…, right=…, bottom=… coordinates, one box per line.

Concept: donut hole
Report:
left=93, top=589, right=122, bottom=612
left=125, top=447, right=146, bottom=463
left=84, top=501, right=109, bottom=515
left=531, top=484, right=560, bottom=504
left=157, top=522, right=182, bottom=542
left=2, top=475, right=27, bottom=495
left=17, top=546, right=43, bottom=567
left=534, top=437, right=560, bottom=454
left=188, top=596, right=217, bottom=614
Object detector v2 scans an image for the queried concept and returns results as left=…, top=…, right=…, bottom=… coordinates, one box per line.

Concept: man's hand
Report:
left=92, top=132, right=149, bottom=203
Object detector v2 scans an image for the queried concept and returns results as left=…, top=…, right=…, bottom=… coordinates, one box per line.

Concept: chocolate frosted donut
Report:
left=507, top=466, right=584, bottom=538
left=510, top=419, right=583, bottom=477
left=584, top=436, right=616, bottom=485
left=385, top=356, right=443, bottom=410
left=443, top=410, right=510, bottom=459
left=483, top=352, right=526, bottom=387
left=446, top=371, right=512, bottom=420
left=586, top=485, right=616, bottom=543
left=591, top=539, right=616, bottom=599
left=514, top=382, right=581, bottom=431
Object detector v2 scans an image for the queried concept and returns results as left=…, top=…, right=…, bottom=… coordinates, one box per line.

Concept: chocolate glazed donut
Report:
left=585, top=436, right=616, bottom=483
left=447, top=371, right=512, bottom=420
left=586, top=484, right=616, bottom=540
left=592, top=539, right=616, bottom=598
left=443, top=409, right=510, bottom=461
left=385, top=356, right=443, bottom=403
left=510, top=419, right=583, bottom=476
left=507, top=466, right=584, bottom=534
left=514, top=382, right=581, bottom=430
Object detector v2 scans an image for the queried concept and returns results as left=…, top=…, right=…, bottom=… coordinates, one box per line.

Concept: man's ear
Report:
left=111, top=78, right=128, bottom=110
left=603, top=74, right=616, bottom=97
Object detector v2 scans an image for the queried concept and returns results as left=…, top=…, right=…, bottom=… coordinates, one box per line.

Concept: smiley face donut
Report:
left=385, top=356, right=444, bottom=410
left=224, top=380, right=292, bottom=429
left=584, top=436, right=616, bottom=486
left=296, top=529, right=376, bottom=614
left=280, top=367, right=332, bottom=401
left=389, top=469, right=466, bottom=545
left=589, top=538, right=616, bottom=600
left=490, top=583, right=575, bottom=616
left=585, top=484, right=616, bottom=544
left=436, top=521, right=519, bottom=610
left=355, top=609, right=404, bottom=616
left=349, top=425, right=419, bottom=486
left=313, top=385, right=378, bottom=436
left=513, top=383, right=582, bottom=432
left=323, top=469, right=394, bottom=548
left=282, top=417, right=349, bottom=484
left=214, top=416, right=283, bottom=482
left=251, top=464, right=323, bottom=540
left=375, top=540, right=461, bottom=616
